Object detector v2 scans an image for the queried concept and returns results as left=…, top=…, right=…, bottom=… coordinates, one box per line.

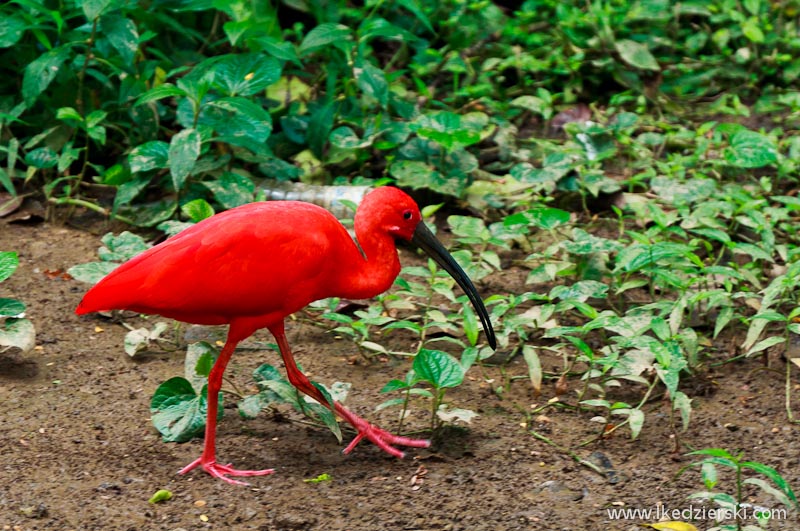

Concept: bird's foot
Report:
left=339, top=410, right=430, bottom=458
left=178, top=457, right=274, bottom=486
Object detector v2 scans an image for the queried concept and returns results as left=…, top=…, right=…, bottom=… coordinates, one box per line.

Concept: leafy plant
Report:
left=379, top=348, right=477, bottom=433
left=679, top=448, right=798, bottom=531
left=0, top=252, right=35, bottom=356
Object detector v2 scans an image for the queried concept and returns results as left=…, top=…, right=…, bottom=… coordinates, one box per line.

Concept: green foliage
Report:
left=4, top=0, right=799, bottom=226
left=680, top=449, right=798, bottom=530
left=0, top=252, right=36, bottom=355
left=149, top=341, right=349, bottom=443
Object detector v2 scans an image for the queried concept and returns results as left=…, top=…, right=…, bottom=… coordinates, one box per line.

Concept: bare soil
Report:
left=1, top=221, right=799, bottom=531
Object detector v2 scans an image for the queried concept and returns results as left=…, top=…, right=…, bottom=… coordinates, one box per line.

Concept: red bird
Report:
left=76, top=186, right=495, bottom=485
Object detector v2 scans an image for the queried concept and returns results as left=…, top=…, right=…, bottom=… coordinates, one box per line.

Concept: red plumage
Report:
left=76, top=186, right=494, bottom=485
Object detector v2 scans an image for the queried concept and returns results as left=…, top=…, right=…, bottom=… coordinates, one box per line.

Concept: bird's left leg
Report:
left=269, top=324, right=430, bottom=458
left=178, top=333, right=274, bottom=485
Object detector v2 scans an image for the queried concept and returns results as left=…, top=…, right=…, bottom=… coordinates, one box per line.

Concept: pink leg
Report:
left=270, top=323, right=430, bottom=457
left=178, top=335, right=274, bottom=485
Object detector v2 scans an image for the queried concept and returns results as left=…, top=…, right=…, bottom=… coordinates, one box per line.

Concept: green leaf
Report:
left=0, top=14, right=26, bottom=48
left=0, top=318, right=35, bottom=354
left=0, top=251, right=19, bottom=282
left=168, top=128, right=201, bottom=191
left=25, top=147, right=58, bottom=169
left=150, top=378, right=219, bottom=442
left=181, top=198, right=215, bottom=222
left=390, top=160, right=465, bottom=197
left=129, top=141, right=169, bottom=173
left=626, top=408, right=645, bottom=439
left=614, top=39, right=660, bottom=71
left=82, top=0, right=111, bottom=20
left=462, top=303, right=478, bottom=346
left=135, top=84, right=187, bottom=106
left=56, top=107, right=84, bottom=123
left=100, top=14, right=139, bottom=64
left=299, top=23, right=353, bottom=55
left=212, top=54, right=282, bottom=97
left=725, top=130, right=777, bottom=168
left=185, top=341, right=217, bottom=393
left=504, top=207, right=570, bottom=230
left=741, top=17, right=765, bottom=44
left=355, top=60, right=388, bottom=107
left=204, top=172, right=254, bottom=209
left=66, top=261, right=118, bottom=284
left=206, top=97, right=273, bottom=148
left=0, top=298, right=25, bottom=318
left=522, top=345, right=542, bottom=394
left=412, top=349, right=465, bottom=389
left=307, top=100, right=335, bottom=158
left=148, top=489, right=172, bottom=504
left=99, top=231, right=151, bottom=261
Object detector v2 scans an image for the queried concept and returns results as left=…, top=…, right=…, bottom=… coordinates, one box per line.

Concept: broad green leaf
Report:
left=181, top=198, right=214, bottom=222
left=113, top=175, right=151, bottom=214
left=746, top=335, right=784, bottom=356
left=56, top=107, right=83, bottom=123
left=211, top=54, right=281, bottom=97
left=0, top=318, right=35, bottom=354
left=168, top=128, right=201, bottom=191
left=82, top=0, right=111, bottom=20
left=25, top=147, right=58, bottom=169
left=615, top=39, right=660, bottom=71
left=117, top=199, right=177, bottom=227
left=150, top=378, right=219, bottom=442
left=725, top=130, right=777, bottom=168
left=504, top=207, right=570, bottom=230
left=135, top=84, right=187, bottom=106
left=0, top=252, right=19, bottom=282
left=129, top=141, right=169, bottom=173
left=100, top=14, right=139, bottom=64
left=0, top=298, right=25, bottom=318
left=98, top=231, right=150, bottom=261
left=124, top=322, right=169, bottom=357
left=412, top=349, right=465, bottom=389
left=626, top=408, right=645, bottom=439
left=206, top=97, right=273, bottom=148
left=185, top=341, right=218, bottom=393
left=0, top=15, right=26, bottom=48
left=549, top=280, right=608, bottom=302
left=390, top=160, right=465, bottom=197
left=307, top=100, right=335, bottom=158
left=355, top=60, right=388, bottom=107
left=741, top=17, right=765, bottom=43
left=66, top=261, right=118, bottom=284
left=299, top=23, right=353, bottom=55
left=204, top=172, right=254, bottom=209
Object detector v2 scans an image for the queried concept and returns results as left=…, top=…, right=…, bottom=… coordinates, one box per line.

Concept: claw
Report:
left=337, top=410, right=430, bottom=457
left=179, top=457, right=274, bottom=486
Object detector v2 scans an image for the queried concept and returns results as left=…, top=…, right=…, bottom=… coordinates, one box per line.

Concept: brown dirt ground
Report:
left=1, top=221, right=799, bottom=531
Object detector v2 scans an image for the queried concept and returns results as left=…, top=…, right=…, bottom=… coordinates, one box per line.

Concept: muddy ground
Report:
left=1, top=220, right=799, bottom=531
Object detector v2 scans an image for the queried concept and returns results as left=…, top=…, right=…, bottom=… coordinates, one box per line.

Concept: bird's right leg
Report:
left=178, top=335, right=274, bottom=485
left=270, top=324, right=430, bottom=458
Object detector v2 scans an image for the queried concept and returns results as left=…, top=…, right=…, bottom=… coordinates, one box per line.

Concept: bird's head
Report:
left=358, top=186, right=497, bottom=350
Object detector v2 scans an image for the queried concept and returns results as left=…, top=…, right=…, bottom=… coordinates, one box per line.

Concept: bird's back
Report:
left=76, top=201, right=360, bottom=326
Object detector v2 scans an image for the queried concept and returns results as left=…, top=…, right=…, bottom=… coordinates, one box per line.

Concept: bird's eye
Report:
left=402, top=210, right=413, bottom=220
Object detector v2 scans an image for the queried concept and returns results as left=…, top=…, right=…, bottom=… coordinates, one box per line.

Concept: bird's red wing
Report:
left=76, top=202, right=358, bottom=325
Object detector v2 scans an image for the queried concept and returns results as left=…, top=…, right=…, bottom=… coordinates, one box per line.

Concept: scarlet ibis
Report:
left=76, top=186, right=495, bottom=485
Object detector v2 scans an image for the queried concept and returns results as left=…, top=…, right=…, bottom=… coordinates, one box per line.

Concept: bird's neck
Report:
left=338, top=222, right=401, bottom=300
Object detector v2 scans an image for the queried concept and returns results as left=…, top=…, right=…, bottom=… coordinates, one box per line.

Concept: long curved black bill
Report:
left=410, top=221, right=497, bottom=350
